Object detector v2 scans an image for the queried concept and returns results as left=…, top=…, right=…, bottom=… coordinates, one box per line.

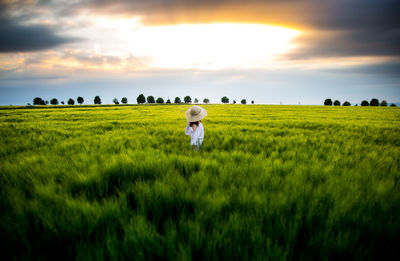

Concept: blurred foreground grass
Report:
left=1, top=104, right=399, bottom=260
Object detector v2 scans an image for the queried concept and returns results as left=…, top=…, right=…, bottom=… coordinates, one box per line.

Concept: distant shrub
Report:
left=241, top=99, right=247, bottom=104
left=194, top=98, right=199, bottom=103
left=390, top=103, right=397, bottom=107
left=221, top=96, right=229, bottom=104
left=77, top=96, right=84, bottom=105
left=68, top=98, right=75, bottom=105
left=61, top=101, right=65, bottom=105
left=343, top=101, right=351, bottom=106
left=94, top=96, right=101, bottom=104
left=174, top=97, right=181, bottom=103
left=380, top=100, right=388, bottom=107
left=251, top=100, right=254, bottom=104
left=113, top=98, right=119, bottom=104
left=156, top=97, right=164, bottom=104
left=324, top=98, right=332, bottom=106
left=203, top=98, right=210, bottom=104
left=137, top=94, right=146, bottom=104
left=50, top=98, right=58, bottom=105
left=33, top=97, right=44, bottom=105
left=361, top=100, right=369, bottom=106
left=166, top=99, right=171, bottom=104
left=147, top=96, right=155, bottom=103
left=333, top=100, right=341, bottom=106
left=184, top=96, right=191, bottom=104
left=233, top=100, right=236, bottom=104
left=370, top=98, right=379, bottom=106
left=121, top=97, right=128, bottom=104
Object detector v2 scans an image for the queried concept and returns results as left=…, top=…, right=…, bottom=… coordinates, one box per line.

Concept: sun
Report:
left=94, top=19, right=300, bottom=70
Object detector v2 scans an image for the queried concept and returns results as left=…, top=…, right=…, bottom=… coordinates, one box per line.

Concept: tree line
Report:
left=31, top=95, right=255, bottom=105
left=324, top=98, right=396, bottom=107
left=31, top=96, right=397, bottom=107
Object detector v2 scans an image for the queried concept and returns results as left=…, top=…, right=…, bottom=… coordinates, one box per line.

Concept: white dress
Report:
left=185, top=122, right=204, bottom=147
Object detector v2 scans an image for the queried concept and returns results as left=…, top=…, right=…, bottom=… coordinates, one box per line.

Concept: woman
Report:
left=185, top=105, right=207, bottom=150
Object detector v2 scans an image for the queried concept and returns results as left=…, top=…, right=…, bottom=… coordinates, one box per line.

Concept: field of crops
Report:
left=1, top=104, right=399, bottom=260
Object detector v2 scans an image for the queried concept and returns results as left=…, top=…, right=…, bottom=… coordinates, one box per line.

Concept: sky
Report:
left=0, top=0, right=399, bottom=105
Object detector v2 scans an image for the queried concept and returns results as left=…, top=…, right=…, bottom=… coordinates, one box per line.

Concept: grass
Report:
left=0, top=104, right=399, bottom=260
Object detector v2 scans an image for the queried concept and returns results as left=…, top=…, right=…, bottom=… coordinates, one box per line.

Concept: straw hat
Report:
left=185, top=105, right=207, bottom=122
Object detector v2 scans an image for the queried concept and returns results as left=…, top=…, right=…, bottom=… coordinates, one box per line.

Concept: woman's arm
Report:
left=185, top=121, right=192, bottom=135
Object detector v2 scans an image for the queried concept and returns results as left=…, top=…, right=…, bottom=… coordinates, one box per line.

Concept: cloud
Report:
left=0, top=49, right=153, bottom=74
left=285, top=28, right=400, bottom=60
left=322, top=61, right=400, bottom=77
left=1, top=0, right=399, bottom=59
left=0, top=0, right=80, bottom=53
left=73, top=0, right=399, bottom=59
left=0, top=19, right=80, bottom=52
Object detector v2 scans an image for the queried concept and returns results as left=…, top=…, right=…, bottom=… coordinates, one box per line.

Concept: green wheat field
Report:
left=1, top=104, right=399, bottom=260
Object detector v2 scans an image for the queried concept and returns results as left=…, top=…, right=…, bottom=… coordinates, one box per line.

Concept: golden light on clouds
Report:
left=131, top=23, right=299, bottom=69
left=93, top=19, right=300, bottom=70
left=1, top=18, right=301, bottom=73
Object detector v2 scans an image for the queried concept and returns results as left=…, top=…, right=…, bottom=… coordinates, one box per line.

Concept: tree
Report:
left=343, top=101, right=351, bottom=106
left=380, top=100, right=388, bottom=107
left=113, top=98, right=119, bottom=104
left=121, top=97, right=128, bottom=104
left=174, top=97, right=181, bottom=104
left=221, top=96, right=229, bottom=104
left=147, top=96, right=155, bottom=103
left=68, top=98, right=75, bottom=105
left=137, top=94, right=146, bottom=104
left=241, top=99, right=247, bottom=104
left=203, top=98, right=210, bottom=104
left=251, top=100, right=254, bottom=104
left=390, top=103, right=397, bottom=107
left=156, top=97, right=164, bottom=104
left=370, top=98, right=379, bottom=106
left=233, top=100, right=236, bottom=104
left=33, top=97, right=45, bottom=105
left=184, top=96, right=192, bottom=104
left=194, top=98, right=199, bottom=103
left=50, top=98, right=58, bottom=105
left=361, top=100, right=369, bottom=106
left=77, top=96, right=84, bottom=105
left=166, top=99, right=171, bottom=104
left=333, top=100, right=341, bottom=106
left=94, top=96, right=101, bottom=104
left=61, top=101, right=65, bottom=105
left=324, top=98, right=333, bottom=106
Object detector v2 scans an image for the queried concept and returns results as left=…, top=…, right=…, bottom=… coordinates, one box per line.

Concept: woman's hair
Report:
left=190, top=121, right=199, bottom=127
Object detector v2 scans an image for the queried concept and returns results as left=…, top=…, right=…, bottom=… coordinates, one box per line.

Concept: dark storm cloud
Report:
left=285, top=27, right=400, bottom=60
left=0, top=0, right=79, bottom=53
left=0, top=19, right=79, bottom=52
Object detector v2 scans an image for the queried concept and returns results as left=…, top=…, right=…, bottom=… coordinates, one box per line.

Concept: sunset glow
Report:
left=125, top=23, right=300, bottom=69
left=91, top=19, right=301, bottom=70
